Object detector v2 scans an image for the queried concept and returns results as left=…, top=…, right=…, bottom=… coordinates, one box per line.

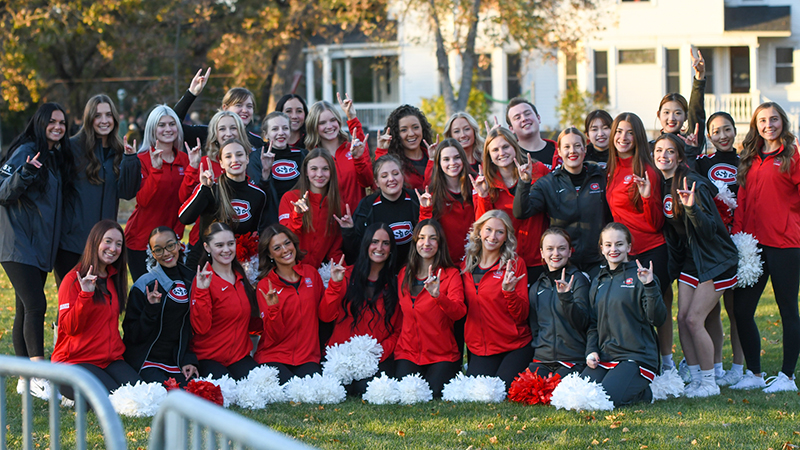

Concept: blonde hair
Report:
left=206, top=111, right=251, bottom=162
left=444, top=112, right=484, bottom=164
left=139, top=105, right=183, bottom=152
left=462, top=209, right=519, bottom=274
left=304, top=101, right=350, bottom=149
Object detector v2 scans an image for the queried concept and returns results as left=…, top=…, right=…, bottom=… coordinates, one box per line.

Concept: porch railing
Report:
left=704, top=93, right=759, bottom=124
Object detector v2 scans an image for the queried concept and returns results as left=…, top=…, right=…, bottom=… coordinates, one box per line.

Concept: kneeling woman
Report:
left=53, top=220, right=141, bottom=397
left=190, top=222, right=261, bottom=380
left=255, top=225, right=327, bottom=383
left=528, top=228, right=590, bottom=378
left=462, top=210, right=532, bottom=389
left=123, top=227, right=198, bottom=384
left=320, top=223, right=402, bottom=394
left=582, top=223, right=667, bottom=406
left=395, top=219, right=466, bottom=397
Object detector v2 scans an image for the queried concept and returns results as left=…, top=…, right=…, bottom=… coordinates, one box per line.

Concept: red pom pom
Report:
left=508, top=368, right=562, bottom=405
left=236, top=232, right=259, bottom=261
left=185, top=380, right=224, bottom=406
left=713, top=197, right=733, bottom=227
left=163, top=377, right=180, bottom=391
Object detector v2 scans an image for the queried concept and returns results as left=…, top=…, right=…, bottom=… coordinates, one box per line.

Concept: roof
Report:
left=724, top=6, right=791, bottom=33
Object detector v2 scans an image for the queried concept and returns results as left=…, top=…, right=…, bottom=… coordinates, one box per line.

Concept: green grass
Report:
left=1, top=269, right=799, bottom=449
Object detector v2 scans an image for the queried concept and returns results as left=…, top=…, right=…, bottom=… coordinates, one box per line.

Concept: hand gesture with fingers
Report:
left=632, top=171, right=651, bottom=198
left=636, top=259, right=654, bottom=284
left=181, top=364, right=199, bottom=381
left=351, top=133, right=368, bottom=159
left=691, top=48, right=705, bottom=81
left=501, top=261, right=525, bottom=292
left=586, top=352, right=600, bottom=369
left=468, top=164, right=489, bottom=198
left=377, top=127, right=392, bottom=149
left=423, top=134, right=440, bottom=159
left=196, top=262, right=213, bottom=290
left=333, top=204, right=354, bottom=229
left=484, top=116, right=500, bottom=135
left=514, top=155, right=532, bottom=183
left=261, top=142, right=276, bottom=180
left=123, top=137, right=137, bottom=155
left=337, top=92, right=357, bottom=120
left=188, top=68, right=212, bottom=96
left=79, top=265, right=98, bottom=293
left=291, top=191, right=310, bottom=215
left=554, top=268, right=575, bottom=294
left=677, top=178, right=696, bottom=207
left=259, top=280, right=279, bottom=306
left=145, top=280, right=162, bottom=304
left=423, top=266, right=442, bottom=298
left=150, top=147, right=164, bottom=170
left=185, top=138, right=202, bottom=169
left=415, top=186, right=432, bottom=208
left=330, top=255, right=346, bottom=283
left=199, top=162, right=214, bottom=187
left=25, top=152, right=42, bottom=169
left=678, top=123, right=700, bottom=148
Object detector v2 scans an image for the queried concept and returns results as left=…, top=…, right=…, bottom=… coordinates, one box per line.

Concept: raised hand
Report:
left=514, top=155, right=532, bottom=183
left=484, top=116, right=500, bottom=135
left=636, top=259, right=654, bottom=284
left=678, top=123, right=700, bottom=148
left=196, top=262, right=213, bottom=290
left=25, top=152, right=42, bottom=169
left=423, top=266, right=442, bottom=298
left=377, top=127, right=392, bottom=149
left=259, top=280, right=279, bottom=306
left=199, top=161, right=214, bottom=187
left=415, top=186, right=432, bottom=208
left=554, top=268, right=575, bottom=294
left=261, top=142, right=276, bottom=181
left=350, top=133, right=368, bottom=159
left=468, top=164, right=489, bottom=198
left=586, top=352, right=600, bottom=369
left=423, top=134, right=440, bottom=159
left=145, top=280, right=162, bottom=304
left=333, top=203, right=354, bottom=229
left=123, top=137, right=137, bottom=155
left=677, top=177, right=696, bottom=207
left=291, top=191, right=310, bottom=214
left=78, top=265, right=97, bottom=293
left=185, top=138, right=202, bottom=169
left=691, top=48, right=705, bottom=81
left=337, top=92, right=357, bottom=120
left=330, top=255, right=346, bottom=283
left=632, top=171, right=651, bottom=199
left=150, top=146, right=164, bottom=170
left=501, top=260, right=525, bottom=292
left=189, top=68, right=212, bottom=96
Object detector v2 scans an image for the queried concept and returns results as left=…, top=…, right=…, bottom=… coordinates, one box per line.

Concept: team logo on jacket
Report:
left=622, top=277, right=634, bottom=288
left=271, top=160, right=300, bottom=180
left=231, top=200, right=252, bottom=220
left=663, top=194, right=674, bottom=218
left=168, top=281, right=189, bottom=303
left=305, top=278, right=313, bottom=288
left=0, top=164, right=13, bottom=176
left=709, top=164, right=737, bottom=184
left=623, top=175, right=633, bottom=184
left=390, top=221, right=413, bottom=245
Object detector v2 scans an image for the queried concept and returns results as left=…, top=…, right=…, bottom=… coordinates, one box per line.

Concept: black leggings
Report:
left=139, top=367, right=191, bottom=386
left=127, top=248, right=149, bottom=283
left=61, top=360, right=142, bottom=400
left=53, top=249, right=82, bottom=288
left=2, top=262, right=48, bottom=358
left=632, top=244, right=670, bottom=294
left=262, top=362, right=322, bottom=385
left=395, top=359, right=461, bottom=398
left=581, top=361, right=652, bottom=407
left=198, top=356, right=259, bottom=381
left=733, top=246, right=800, bottom=376
left=466, top=346, right=534, bottom=390
left=343, top=359, right=396, bottom=396
left=528, top=361, right=585, bottom=379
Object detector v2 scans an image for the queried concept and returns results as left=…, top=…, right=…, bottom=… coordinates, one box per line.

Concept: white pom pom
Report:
left=712, top=180, right=738, bottom=210
left=236, top=365, right=286, bottom=409
left=442, top=374, right=506, bottom=403
left=362, top=372, right=401, bottom=405
left=109, top=381, right=168, bottom=417
left=241, top=255, right=260, bottom=286
left=731, top=232, right=763, bottom=288
left=650, top=368, right=684, bottom=401
left=397, top=374, right=433, bottom=404
left=196, top=374, right=238, bottom=407
left=322, top=335, right=383, bottom=384
left=283, top=373, right=346, bottom=404
left=318, top=262, right=332, bottom=288
left=550, top=373, right=614, bottom=411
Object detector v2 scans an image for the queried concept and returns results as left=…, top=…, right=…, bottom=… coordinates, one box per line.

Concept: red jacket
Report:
left=606, top=157, right=664, bottom=255
left=395, top=266, right=466, bottom=365
left=52, top=266, right=125, bottom=368
left=319, top=270, right=402, bottom=362
left=125, top=149, right=190, bottom=250
left=278, top=190, right=344, bottom=269
left=190, top=268, right=259, bottom=367
left=374, top=147, right=434, bottom=191
left=337, top=118, right=374, bottom=212
left=419, top=195, right=474, bottom=264
left=254, top=264, right=325, bottom=366
left=474, top=163, right=550, bottom=267
left=462, top=256, right=531, bottom=356
left=732, top=145, right=800, bottom=248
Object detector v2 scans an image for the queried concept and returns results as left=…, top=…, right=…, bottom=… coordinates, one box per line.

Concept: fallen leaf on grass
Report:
left=610, top=421, right=621, bottom=429
left=486, top=423, right=494, bottom=429
left=691, top=439, right=697, bottom=445
left=640, top=446, right=648, bottom=449
left=743, top=399, right=750, bottom=404
left=489, top=436, right=498, bottom=444
left=396, top=431, right=405, bottom=437
left=457, top=430, right=466, bottom=436
left=127, top=432, right=134, bottom=437
left=760, top=430, right=768, bottom=435
left=591, top=439, right=599, bottom=445
left=603, top=438, right=610, bottom=443
left=144, top=427, right=150, bottom=433
left=794, top=431, right=800, bottom=436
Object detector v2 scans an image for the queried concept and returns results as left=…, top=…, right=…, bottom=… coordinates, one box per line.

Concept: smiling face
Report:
left=480, top=217, right=508, bottom=254
left=205, top=230, right=236, bottom=266
left=613, top=121, right=635, bottom=158
left=282, top=98, right=306, bottom=133
left=317, top=109, right=341, bottom=143
left=658, top=101, right=686, bottom=134
left=155, top=115, right=178, bottom=146
left=46, top=110, right=66, bottom=148
left=98, top=228, right=124, bottom=268
left=368, top=228, right=392, bottom=265
left=541, top=233, right=571, bottom=272
left=216, top=116, right=240, bottom=146
left=306, top=156, right=331, bottom=192
left=449, top=117, right=475, bottom=151
left=438, top=146, right=464, bottom=179
left=508, top=103, right=540, bottom=140
left=487, top=137, right=516, bottom=169
left=398, top=115, right=423, bottom=152
left=92, top=102, right=114, bottom=140
left=266, top=116, right=290, bottom=150
left=600, top=228, right=631, bottom=270
left=267, top=232, right=297, bottom=268
left=587, top=118, right=610, bottom=151
left=149, top=231, right=180, bottom=268
left=653, top=139, right=680, bottom=177
left=757, top=106, right=783, bottom=144
left=707, top=116, right=736, bottom=153
left=377, top=161, right=404, bottom=199
left=558, top=133, right=586, bottom=173
left=219, top=142, right=248, bottom=181
left=224, top=96, right=254, bottom=126
left=415, top=225, right=439, bottom=261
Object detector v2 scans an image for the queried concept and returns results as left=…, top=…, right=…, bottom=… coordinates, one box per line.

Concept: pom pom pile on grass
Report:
left=323, top=335, right=383, bottom=385
left=363, top=372, right=401, bottom=405
left=109, top=381, right=168, bottom=417
left=549, top=373, right=614, bottom=411
left=507, top=368, right=561, bottom=405
left=283, top=373, right=346, bottom=404
left=442, top=373, right=506, bottom=403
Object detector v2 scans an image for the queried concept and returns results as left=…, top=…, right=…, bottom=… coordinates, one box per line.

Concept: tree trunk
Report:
left=428, top=0, right=456, bottom=117
left=259, top=48, right=283, bottom=117
left=455, top=0, right=481, bottom=113
left=269, top=39, right=307, bottom=109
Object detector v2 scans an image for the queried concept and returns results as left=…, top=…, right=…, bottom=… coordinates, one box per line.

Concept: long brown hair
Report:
left=199, top=222, right=259, bottom=317
left=428, top=138, right=474, bottom=218
left=738, top=102, right=797, bottom=187
left=606, top=112, right=659, bottom=211
left=654, top=133, right=691, bottom=218
left=257, top=224, right=307, bottom=279
left=73, top=94, right=124, bottom=184
left=215, top=138, right=249, bottom=225
left=402, top=219, right=454, bottom=294
left=76, top=219, right=128, bottom=312
left=483, top=127, right=525, bottom=203
left=294, top=148, right=341, bottom=233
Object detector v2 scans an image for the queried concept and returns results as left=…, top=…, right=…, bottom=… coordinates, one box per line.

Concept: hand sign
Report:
left=330, top=255, right=346, bottom=283
left=150, top=147, right=164, bottom=170
left=423, top=266, right=442, bottom=298
left=468, top=164, right=489, bottom=198
left=514, top=155, right=532, bottom=183
left=423, top=134, right=440, bottom=159
left=337, top=92, right=356, bottom=120
left=678, top=123, right=700, bottom=148
left=145, top=280, right=162, bottom=304
left=196, top=262, right=213, bottom=290
left=691, top=48, right=705, bottom=81
left=261, top=142, right=276, bottom=181
left=484, top=116, right=500, bottom=135
left=199, top=161, right=214, bottom=187
left=185, top=138, right=202, bottom=169
left=635, top=259, right=654, bottom=284
left=632, top=171, right=651, bottom=198
left=554, top=268, right=575, bottom=294
left=415, top=186, right=432, bottom=208
left=259, top=280, right=279, bottom=306
left=78, top=265, right=97, bottom=293
left=676, top=177, right=696, bottom=207
left=501, top=260, right=525, bottom=292
left=333, top=203, right=354, bottom=229
left=292, top=191, right=310, bottom=214
left=351, top=133, right=368, bottom=159
left=377, top=127, right=392, bottom=149
left=189, top=67, right=212, bottom=96
left=25, top=152, right=42, bottom=169
left=123, top=137, right=137, bottom=155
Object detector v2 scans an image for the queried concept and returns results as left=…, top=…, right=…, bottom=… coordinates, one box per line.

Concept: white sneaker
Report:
left=661, top=362, right=675, bottom=374
left=763, top=372, right=798, bottom=393
left=716, top=368, right=743, bottom=386
left=730, top=370, right=767, bottom=390
left=29, top=378, right=53, bottom=400
left=60, top=396, right=75, bottom=408
left=685, top=380, right=720, bottom=398
left=678, top=359, right=692, bottom=383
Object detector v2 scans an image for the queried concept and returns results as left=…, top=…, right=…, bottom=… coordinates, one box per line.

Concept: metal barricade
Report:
left=0, top=355, right=126, bottom=450
left=149, top=391, right=314, bottom=450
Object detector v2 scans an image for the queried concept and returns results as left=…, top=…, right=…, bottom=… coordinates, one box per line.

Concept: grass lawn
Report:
left=1, top=267, right=799, bottom=449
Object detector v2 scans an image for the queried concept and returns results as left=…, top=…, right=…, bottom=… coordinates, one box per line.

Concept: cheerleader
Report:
left=395, top=220, right=466, bottom=397
left=528, top=228, right=590, bottom=377
left=730, top=102, right=800, bottom=393
left=582, top=223, right=667, bottom=407
left=254, top=225, right=325, bottom=383
left=190, top=222, right=261, bottom=380
left=320, top=223, right=402, bottom=395
left=278, top=149, right=343, bottom=269
left=443, top=112, right=484, bottom=170
left=123, top=227, right=198, bottom=384
left=275, top=94, right=308, bottom=149
left=513, top=127, right=610, bottom=277
left=652, top=48, right=706, bottom=156
left=262, top=111, right=308, bottom=203
left=584, top=109, right=612, bottom=168
left=462, top=210, right=532, bottom=389
left=654, top=134, right=738, bottom=397
left=52, top=220, right=141, bottom=398
left=376, top=104, right=435, bottom=190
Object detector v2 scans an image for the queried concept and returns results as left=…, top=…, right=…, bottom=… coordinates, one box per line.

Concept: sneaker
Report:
left=685, top=380, right=720, bottom=398
left=716, top=368, right=743, bottom=386
left=763, top=372, right=798, bottom=393
left=29, top=378, right=52, bottom=400
left=683, top=379, right=701, bottom=395
left=730, top=370, right=767, bottom=390
left=661, top=362, right=675, bottom=374
left=678, top=359, right=692, bottom=383
left=60, top=396, right=74, bottom=408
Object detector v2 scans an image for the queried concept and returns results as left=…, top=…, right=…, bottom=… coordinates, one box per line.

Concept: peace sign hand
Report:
left=691, top=48, right=705, bottom=81
left=25, top=152, right=42, bottom=170
left=636, top=259, right=654, bottom=284
left=291, top=191, right=310, bottom=214
left=185, top=138, right=202, bottom=169
left=468, top=164, right=489, bottom=198
left=377, top=127, right=392, bottom=149
left=415, top=186, right=432, bottom=208
left=677, top=177, right=696, bottom=207
left=423, top=266, right=442, bottom=298
left=350, top=133, right=368, bottom=159
left=423, top=134, right=440, bottom=159
left=514, top=155, right=532, bottom=183
left=501, top=260, right=525, bottom=292
left=632, top=171, right=651, bottom=198
left=188, top=67, right=212, bottom=96
left=145, top=280, right=162, bottom=304
left=196, top=262, right=213, bottom=290
left=333, top=203, right=354, bottom=229
left=199, top=161, right=214, bottom=187
left=337, top=92, right=356, bottom=120
left=78, top=265, right=97, bottom=293
left=259, top=280, right=279, bottom=306
left=330, top=255, right=346, bottom=283
left=554, top=268, right=575, bottom=294
left=678, top=123, right=700, bottom=148
left=123, top=137, right=137, bottom=155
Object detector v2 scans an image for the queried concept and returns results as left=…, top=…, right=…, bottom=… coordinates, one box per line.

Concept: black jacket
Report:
left=529, top=265, right=590, bottom=363
left=587, top=261, right=666, bottom=371
left=650, top=78, right=707, bottom=157
left=61, top=138, right=141, bottom=253
left=513, top=163, right=610, bottom=270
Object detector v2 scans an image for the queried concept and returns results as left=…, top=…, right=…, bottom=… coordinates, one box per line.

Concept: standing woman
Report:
left=191, top=222, right=261, bottom=380
left=305, top=95, right=373, bottom=212
left=57, top=94, right=140, bottom=286
left=584, top=110, right=612, bottom=169
left=653, top=134, right=738, bottom=397
left=278, top=149, right=344, bottom=269
left=125, top=105, right=200, bottom=280
left=275, top=94, right=309, bottom=150
left=0, top=103, right=74, bottom=383
left=52, top=220, right=141, bottom=398
left=376, top=104, right=435, bottom=190
left=730, top=102, right=800, bottom=392
left=462, top=210, right=532, bottom=389
left=320, top=223, right=402, bottom=394
left=443, top=112, right=484, bottom=171
left=395, top=219, right=466, bottom=397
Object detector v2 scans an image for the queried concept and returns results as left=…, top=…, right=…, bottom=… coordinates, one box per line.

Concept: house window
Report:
left=666, top=49, right=680, bottom=93
left=730, top=46, right=750, bottom=93
left=476, top=54, right=493, bottom=96
left=619, top=49, right=655, bottom=65
left=565, top=53, right=577, bottom=90
left=698, top=47, right=714, bottom=94
left=350, top=56, right=399, bottom=103
left=776, top=47, right=794, bottom=84
left=594, top=51, right=609, bottom=102
left=507, top=53, right=522, bottom=98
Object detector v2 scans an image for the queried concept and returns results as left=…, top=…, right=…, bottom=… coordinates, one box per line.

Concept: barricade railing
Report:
left=0, top=355, right=126, bottom=450
left=149, top=390, right=315, bottom=450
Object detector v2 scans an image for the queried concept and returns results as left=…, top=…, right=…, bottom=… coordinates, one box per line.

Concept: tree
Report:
left=556, top=84, right=608, bottom=129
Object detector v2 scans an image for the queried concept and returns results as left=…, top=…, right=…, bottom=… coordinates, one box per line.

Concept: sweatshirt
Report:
left=278, top=190, right=344, bottom=269
left=605, top=157, right=664, bottom=255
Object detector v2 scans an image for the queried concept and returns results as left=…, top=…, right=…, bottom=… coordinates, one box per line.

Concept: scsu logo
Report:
left=623, top=175, right=633, bottom=184
left=231, top=200, right=252, bottom=220
left=590, top=183, right=600, bottom=191
left=271, top=160, right=299, bottom=180
left=663, top=194, right=674, bottom=218
left=170, top=281, right=189, bottom=303
left=390, top=221, right=413, bottom=245
left=709, top=164, right=737, bottom=184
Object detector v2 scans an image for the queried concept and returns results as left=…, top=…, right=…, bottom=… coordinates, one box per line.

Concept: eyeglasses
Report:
left=152, top=241, right=178, bottom=256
